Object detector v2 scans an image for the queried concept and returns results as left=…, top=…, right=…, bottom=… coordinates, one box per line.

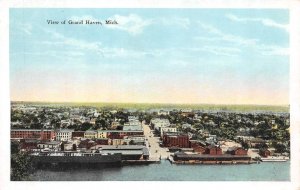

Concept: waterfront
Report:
left=30, top=160, right=290, bottom=181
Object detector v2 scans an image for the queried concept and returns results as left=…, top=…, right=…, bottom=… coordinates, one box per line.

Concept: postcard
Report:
left=0, top=0, right=300, bottom=190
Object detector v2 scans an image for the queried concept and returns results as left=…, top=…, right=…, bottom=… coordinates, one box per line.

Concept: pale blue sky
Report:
left=10, top=9, right=289, bottom=105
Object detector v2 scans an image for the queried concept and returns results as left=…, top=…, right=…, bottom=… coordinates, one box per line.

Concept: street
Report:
left=142, top=122, right=170, bottom=160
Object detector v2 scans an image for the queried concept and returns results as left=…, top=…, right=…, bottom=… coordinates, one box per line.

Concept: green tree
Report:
left=11, top=142, right=34, bottom=181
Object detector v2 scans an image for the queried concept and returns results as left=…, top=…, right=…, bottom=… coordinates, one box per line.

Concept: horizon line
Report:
left=10, top=100, right=289, bottom=107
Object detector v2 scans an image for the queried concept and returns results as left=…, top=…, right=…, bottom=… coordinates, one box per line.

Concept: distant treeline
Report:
left=11, top=101, right=289, bottom=113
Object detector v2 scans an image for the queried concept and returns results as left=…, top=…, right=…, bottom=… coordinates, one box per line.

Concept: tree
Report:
left=11, top=142, right=34, bottom=181
left=72, top=144, right=77, bottom=151
left=129, top=140, right=135, bottom=145
left=61, top=143, right=65, bottom=151
left=11, top=141, right=20, bottom=154
left=241, top=141, right=249, bottom=150
left=80, top=122, right=93, bottom=131
left=273, top=142, right=286, bottom=153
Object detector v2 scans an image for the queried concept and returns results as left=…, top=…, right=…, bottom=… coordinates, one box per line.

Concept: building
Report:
left=100, top=130, right=144, bottom=139
left=157, top=110, right=170, bottom=116
left=84, top=130, right=97, bottom=139
left=150, top=118, right=170, bottom=131
left=123, top=124, right=143, bottom=131
left=182, top=123, right=192, bottom=129
left=189, top=140, right=206, bottom=153
left=123, top=136, right=145, bottom=145
left=97, top=130, right=108, bottom=138
left=95, top=138, right=109, bottom=145
left=111, top=139, right=124, bottom=146
left=72, top=131, right=85, bottom=138
left=20, top=139, right=39, bottom=151
left=128, top=116, right=139, bottom=121
left=173, top=152, right=251, bottom=164
left=162, top=132, right=190, bottom=148
left=78, top=139, right=97, bottom=150
left=56, top=129, right=74, bottom=141
left=180, top=109, right=194, bottom=117
left=37, top=141, right=61, bottom=150
left=205, top=146, right=222, bottom=155
left=259, top=149, right=271, bottom=157
left=227, top=147, right=248, bottom=155
left=111, top=121, right=120, bottom=129
left=11, top=129, right=56, bottom=141
left=98, top=145, right=149, bottom=160
left=160, top=127, right=177, bottom=137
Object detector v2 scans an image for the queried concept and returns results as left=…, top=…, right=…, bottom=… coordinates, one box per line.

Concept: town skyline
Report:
left=10, top=9, right=289, bottom=105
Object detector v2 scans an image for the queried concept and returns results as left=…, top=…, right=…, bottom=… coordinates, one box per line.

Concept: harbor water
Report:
left=30, top=160, right=290, bottom=181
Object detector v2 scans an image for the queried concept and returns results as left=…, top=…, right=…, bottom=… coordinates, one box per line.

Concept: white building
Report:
left=160, top=127, right=177, bottom=137
left=128, top=116, right=139, bottom=122
left=56, top=129, right=74, bottom=141
left=182, top=123, right=192, bottom=129
left=158, top=110, right=170, bottom=116
left=150, top=118, right=170, bottom=131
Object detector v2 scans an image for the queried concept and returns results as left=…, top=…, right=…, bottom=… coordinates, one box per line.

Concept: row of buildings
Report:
left=11, top=128, right=144, bottom=141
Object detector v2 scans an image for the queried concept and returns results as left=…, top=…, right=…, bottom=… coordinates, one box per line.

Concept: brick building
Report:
left=189, top=140, right=206, bottom=153
left=162, top=132, right=189, bottom=148
left=227, top=147, right=248, bottom=155
left=72, top=131, right=85, bottom=138
left=205, top=146, right=222, bottom=155
left=11, top=129, right=56, bottom=141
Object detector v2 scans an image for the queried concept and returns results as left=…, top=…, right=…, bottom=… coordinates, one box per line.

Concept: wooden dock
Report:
left=122, top=158, right=161, bottom=165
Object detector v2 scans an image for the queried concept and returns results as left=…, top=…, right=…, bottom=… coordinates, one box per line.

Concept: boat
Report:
left=260, top=156, right=289, bottom=162
left=30, top=151, right=122, bottom=165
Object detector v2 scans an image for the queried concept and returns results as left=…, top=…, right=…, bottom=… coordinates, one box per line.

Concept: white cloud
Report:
left=19, top=23, right=32, bottom=35
left=199, top=23, right=258, bottom=46
left=105, top=14, right=153, bottom=35
left=43, top=29, right=103, bottom=52
left=197, top=23, right=289, bottom=57
left=187, top=46, right=241, bottom=57
left=257, top=44, right=289, bottom=56
left=226, top=14, right=289, bottom=32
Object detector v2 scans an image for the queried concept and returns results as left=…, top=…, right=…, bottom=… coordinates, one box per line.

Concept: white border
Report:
left=0, top=1, right=299, bottom=190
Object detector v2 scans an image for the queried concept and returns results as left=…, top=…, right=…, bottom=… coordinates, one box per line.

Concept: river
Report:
left=29, top=160, right=290, bottom=181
